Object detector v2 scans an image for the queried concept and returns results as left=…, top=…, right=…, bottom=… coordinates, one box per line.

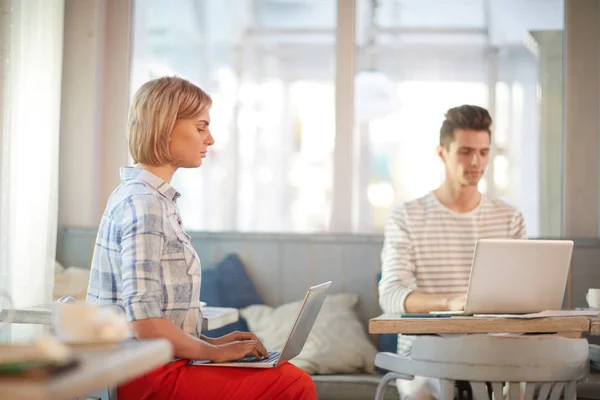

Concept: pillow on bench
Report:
left=241, top=293, right=377, bottom=375
left=200, top=253, right=264, bottom=338
left=54, top=261, right=90, bottom=303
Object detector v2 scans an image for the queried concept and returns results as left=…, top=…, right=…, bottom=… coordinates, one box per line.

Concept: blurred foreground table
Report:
left=0, top=338, right=172, bottom=400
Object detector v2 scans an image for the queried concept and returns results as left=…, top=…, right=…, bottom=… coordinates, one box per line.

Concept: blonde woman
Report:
left=86, top=76, right=316, bottom=399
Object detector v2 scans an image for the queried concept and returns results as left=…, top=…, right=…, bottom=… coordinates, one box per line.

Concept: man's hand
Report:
left=404, top=291, right=467, bottom=314
left=447, top=293, right=467, bottom=311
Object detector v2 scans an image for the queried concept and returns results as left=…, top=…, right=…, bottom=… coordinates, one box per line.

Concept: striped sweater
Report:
left=379, top=191, right=526, bottom=355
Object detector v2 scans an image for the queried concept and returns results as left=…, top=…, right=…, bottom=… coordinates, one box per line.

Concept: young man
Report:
left=378, top=105, right=526, bottom=400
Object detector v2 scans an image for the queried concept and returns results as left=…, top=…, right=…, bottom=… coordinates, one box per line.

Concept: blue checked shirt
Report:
left=86, top=167, right=203, bottom=337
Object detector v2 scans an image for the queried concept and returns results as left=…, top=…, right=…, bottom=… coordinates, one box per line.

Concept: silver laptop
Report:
left=434, top=239, right=573, bottom=315
left=189, top=281, right=332, bottom=368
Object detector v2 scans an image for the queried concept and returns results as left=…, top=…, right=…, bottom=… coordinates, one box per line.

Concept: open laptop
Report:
left=189, top=281, right=332, bottom=368
left=432, top=239, right=573, bottom=315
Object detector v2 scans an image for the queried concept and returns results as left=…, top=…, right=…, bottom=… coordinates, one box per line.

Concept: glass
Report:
left=131, top=0, right=565, bottom=235
left=131, top=0, right=337, bottom=232
left=354, top=0, right=565, bottom=235
left=0, top=291, right=14, bottom=333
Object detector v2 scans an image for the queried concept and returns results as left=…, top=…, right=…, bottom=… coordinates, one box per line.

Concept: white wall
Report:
left=564, top=0, right=600, bottom=237
left=59, top=0, right=131, bottom=228
left=0, top=0, right=11, bottom=291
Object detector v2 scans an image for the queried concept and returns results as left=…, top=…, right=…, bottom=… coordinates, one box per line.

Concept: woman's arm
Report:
left=132, top=318, right=218, bottom=360
left=132, top=318, right=268, bottom=361
left=119, top=196, right=267, bottom=362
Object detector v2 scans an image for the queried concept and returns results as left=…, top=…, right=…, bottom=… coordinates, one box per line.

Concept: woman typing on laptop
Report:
left=86, top=77, right=316, bottom=399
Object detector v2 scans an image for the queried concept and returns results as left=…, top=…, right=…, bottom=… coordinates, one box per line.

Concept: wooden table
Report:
left=589, top=317, right=600, bottom=336
left=0, top=339, right=172, bottom=400
left=1, top=305, right=240, bottom=331
left=369, top=313, right=594, bottom=336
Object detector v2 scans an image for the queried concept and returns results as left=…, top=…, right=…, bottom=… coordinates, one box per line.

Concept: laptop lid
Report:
left=275, top=281, right=332, bottom=366
left=464, top=239, right=573, bottom=314
left=189, top=281, right=332, bottom=368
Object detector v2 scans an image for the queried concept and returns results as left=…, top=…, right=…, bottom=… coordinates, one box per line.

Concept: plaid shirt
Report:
left=86, top=167, right=203, bottom=337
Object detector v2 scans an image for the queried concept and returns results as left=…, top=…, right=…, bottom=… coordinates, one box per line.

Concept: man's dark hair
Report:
left=439, top=105, right=492, bottom=148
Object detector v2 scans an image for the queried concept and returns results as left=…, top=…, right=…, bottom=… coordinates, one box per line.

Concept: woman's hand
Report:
left=211, top=340, right=270, bottom=363
left=211, top=331, right=263, bottom=346
left=214, top=331, right=268, bottom=354
left=202, top=331, right=269, bottom=362
left=131, top=319, right=269, bottom=362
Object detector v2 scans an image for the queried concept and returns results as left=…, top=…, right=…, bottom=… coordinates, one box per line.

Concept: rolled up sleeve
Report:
left=379, top=204, right=417, bottom=314
left=120, top=195, right=165, bottom=321
left=510, top=211, right=527, bottom=239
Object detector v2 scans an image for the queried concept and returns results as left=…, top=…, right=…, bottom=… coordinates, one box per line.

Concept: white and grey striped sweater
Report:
left=379, top=191, right=527, bottom=355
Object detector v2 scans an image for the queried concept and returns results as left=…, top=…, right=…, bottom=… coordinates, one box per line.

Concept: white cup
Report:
left=586, top=288, right=600, bottom=309
left=52, top=303, right=130, bottom=343
left=0, top=290, right=14, bottom=332
left=52, top=303, right=104, bottom=343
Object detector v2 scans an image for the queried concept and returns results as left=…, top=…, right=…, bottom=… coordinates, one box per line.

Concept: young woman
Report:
left=86, top=76, right=316, bottom=399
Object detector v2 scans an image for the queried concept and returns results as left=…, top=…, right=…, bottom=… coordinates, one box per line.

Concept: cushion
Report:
left=200, top=254, right=264, bottom=337
left=53, top=261, right=90, bottom=303
left=241, top=293, right=377, bottom=374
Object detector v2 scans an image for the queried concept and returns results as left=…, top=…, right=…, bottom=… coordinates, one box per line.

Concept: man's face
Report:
left=438, top=129, right=491, bottom=187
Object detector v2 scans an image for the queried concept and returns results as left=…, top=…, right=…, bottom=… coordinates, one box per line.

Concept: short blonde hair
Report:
left=128, top=76, right=212, bottom=165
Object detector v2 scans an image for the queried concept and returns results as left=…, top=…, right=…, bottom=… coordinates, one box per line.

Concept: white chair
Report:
left=375, top=335, right=590, bottom=400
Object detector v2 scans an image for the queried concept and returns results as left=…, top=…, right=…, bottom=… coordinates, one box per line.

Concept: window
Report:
left=131, top=0, right=336, bottom=232
left=131, top=0, right=564, bottom=236
left=353, top=0, right=564, bottom=235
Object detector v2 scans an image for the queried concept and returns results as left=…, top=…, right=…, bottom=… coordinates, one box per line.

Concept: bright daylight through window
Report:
left=131, top=0, right=564, bottom=236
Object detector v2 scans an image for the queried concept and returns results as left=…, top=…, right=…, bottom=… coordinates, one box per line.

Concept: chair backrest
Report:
left=410, top=335, right=589, bottom=383
left=375, top=335, right=589, bottom=400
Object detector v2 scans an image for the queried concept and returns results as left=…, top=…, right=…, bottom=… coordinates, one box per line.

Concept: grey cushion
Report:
left=312, top=374, right=398, bottom=400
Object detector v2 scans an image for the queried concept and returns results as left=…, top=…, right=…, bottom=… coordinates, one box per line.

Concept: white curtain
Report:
left=0, top=0, right=64, bottom=309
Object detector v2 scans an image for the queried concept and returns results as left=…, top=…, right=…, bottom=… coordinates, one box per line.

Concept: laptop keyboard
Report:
left=238, top=350, right=280, bottom=364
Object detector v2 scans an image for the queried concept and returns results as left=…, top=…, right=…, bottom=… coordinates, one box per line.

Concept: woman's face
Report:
left=169, top=110, right=214, bottom=168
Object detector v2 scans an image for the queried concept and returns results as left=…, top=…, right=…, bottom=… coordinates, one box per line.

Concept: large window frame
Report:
left=95, top=0, right=598, bottom=237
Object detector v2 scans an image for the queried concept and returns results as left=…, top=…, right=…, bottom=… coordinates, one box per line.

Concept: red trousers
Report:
left=118, top=359, right=317, bottom=400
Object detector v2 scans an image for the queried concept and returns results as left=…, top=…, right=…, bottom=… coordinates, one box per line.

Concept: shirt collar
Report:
left=120, top=167, right=181, bottom=201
